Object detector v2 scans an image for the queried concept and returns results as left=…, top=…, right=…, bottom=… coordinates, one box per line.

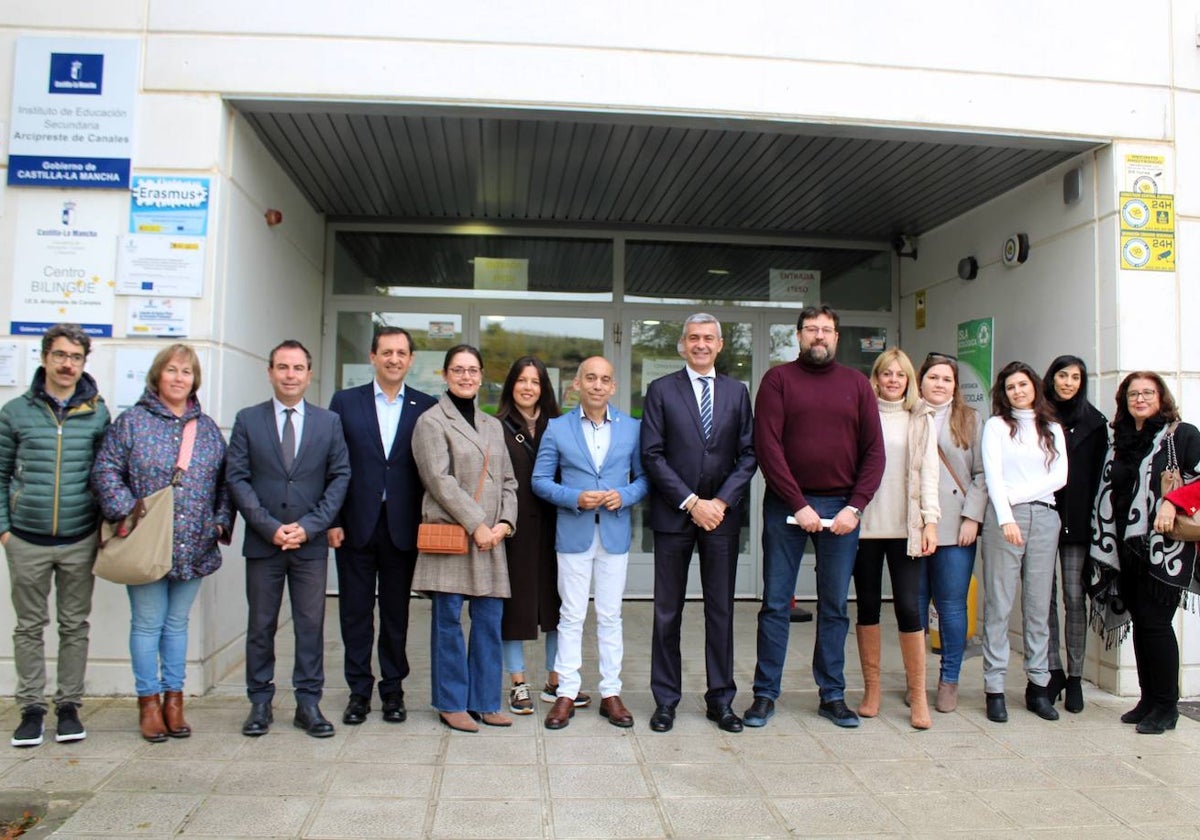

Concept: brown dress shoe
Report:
left=138, top=694, right=167, bottom=743
left=162, top=690, right=191, bottom=737
left=544, top=696, right=575, bottom=730
left=599, top=695, right=634, bottom=728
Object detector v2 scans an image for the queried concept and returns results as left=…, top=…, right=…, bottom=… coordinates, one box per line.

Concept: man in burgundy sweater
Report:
left=743, top=305, right=884, bottom=729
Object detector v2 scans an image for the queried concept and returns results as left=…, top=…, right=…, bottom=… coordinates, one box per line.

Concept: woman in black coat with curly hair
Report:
left=1041, top=356, right=1108, bottom=713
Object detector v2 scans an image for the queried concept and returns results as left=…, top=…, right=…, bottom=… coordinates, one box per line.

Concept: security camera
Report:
left=892, top=235, right=918, bottom=261
left=891, top=235, right=907, bottom=254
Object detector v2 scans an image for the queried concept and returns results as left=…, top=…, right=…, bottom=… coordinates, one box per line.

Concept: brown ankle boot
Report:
left=138, top=694, right=167, bottom=743
left=899, top=631, right=931, bottom=730
left=162, top=690, right=191, bottom=738
left=856, top=624, right=882, bottom=717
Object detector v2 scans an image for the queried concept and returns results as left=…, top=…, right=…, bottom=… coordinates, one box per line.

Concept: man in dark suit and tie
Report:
left=227, top=340, right=350, bottom=738
left=327, top=327, right=435, bottom=726
left=640, top=314, right=756, bottom=733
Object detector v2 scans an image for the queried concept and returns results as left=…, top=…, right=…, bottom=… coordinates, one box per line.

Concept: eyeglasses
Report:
left=1126, top=389, right=1158, bottom=402
left=447, top=366, right=482, bottom=378
left=48, top=350, right=86, bottom=365
left=800, top=326, right=836, bottom=336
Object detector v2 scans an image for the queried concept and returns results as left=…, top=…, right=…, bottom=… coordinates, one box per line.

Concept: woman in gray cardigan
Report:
left=412, top=345, right=518, bottom=733
left=915, top=353, right=988, bottom=713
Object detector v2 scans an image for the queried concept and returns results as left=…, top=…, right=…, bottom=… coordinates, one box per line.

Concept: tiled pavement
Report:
left=3, top=599, right=1199, bottom=838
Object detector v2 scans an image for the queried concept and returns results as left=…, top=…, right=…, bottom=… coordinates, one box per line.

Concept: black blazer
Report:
left=329, top=382, right=436, bottom=550
left=226, top=399, right=351, bottom=559
left=640, top=368, right=757, bottom=534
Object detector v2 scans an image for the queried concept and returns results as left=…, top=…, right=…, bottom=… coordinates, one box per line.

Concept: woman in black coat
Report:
left=497, top=357, right=589, bottom=714
left=1042, top=355, right=1108, bottom=712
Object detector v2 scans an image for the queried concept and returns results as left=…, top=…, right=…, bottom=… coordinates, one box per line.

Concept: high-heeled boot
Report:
left=163, top=690, right=192, bottom=738
left=1064, top=676, right=1084, bottom=713
left=898, top=631, right=930, bottom=730
left=138, top=694, right=167, bottom=743
left=856, top=624, right=881, bottom=717
left=1045, top=668, right=1067, bottom=705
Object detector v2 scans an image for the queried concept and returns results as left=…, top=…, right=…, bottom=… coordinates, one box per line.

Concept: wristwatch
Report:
left=845, top=506, right=862, bottom=519
left=503, top=523, right=515, bottom=537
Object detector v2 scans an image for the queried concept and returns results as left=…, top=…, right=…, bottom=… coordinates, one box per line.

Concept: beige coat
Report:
left=412, top=394, right=518, bottom=597
left=860, top=399, right=940, bottom=555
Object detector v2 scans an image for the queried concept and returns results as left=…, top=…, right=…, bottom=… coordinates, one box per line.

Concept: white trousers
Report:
left=555, top=525, right=629, bottom=699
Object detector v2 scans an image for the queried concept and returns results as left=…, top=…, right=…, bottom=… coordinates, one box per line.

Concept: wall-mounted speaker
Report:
left=1002, top=233, right=1030, bottom=267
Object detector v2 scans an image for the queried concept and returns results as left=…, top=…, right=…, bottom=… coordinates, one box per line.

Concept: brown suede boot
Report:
left=899, top=631, right=931, bottom=730
left=163, top=690, right=191, bottom=738
left=138, top=694, right=167, bottom=743
left=856, top=624, right=882, bottom=717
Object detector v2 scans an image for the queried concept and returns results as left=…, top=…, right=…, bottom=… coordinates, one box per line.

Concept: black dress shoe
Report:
left=706, top=704, right=744, bottom=733
left=742, top=697, right=775, bottom=728
left=381, top=693, right=407, bottom=723
left=1024, top=681, right=1059, bottom=721
left=817, top=699, right=860, bottom=728
left=649, top=704, right=676, bottom=732
left=242, top=702, right=272, bottom=737
left=342, top=694, right=370, bottom=725
left=294, top=703, right=335, bottom=738
left=1121, top=697, right=1153, bottom=724
left=985, top=692, right=1008, bottom=723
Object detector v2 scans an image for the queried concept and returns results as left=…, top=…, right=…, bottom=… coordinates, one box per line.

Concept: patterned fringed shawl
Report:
left=1088, top=421, right=1200, bottom=649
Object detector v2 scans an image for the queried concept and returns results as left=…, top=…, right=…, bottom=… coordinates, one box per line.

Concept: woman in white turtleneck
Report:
left=980, top=361, right=1067, bottom=725
left=853, top=348, right=939, bottom=730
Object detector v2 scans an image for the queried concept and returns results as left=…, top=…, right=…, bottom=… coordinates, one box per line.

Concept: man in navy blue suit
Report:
left=227, top=340, right=351, bottom=738
left=327, top=327, right=436, bottom=726
left=641, top=314, right=756, bottom=733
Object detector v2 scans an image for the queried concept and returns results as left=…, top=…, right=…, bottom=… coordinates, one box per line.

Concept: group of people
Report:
left=2, top=307, right=1194, bottom=748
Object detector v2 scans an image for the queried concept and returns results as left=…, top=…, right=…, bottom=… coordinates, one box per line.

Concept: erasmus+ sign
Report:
left=7, top=37, right=138, bottom=189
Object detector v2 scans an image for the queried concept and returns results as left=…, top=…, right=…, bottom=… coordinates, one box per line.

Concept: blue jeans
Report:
left=918, top=543, right=976, bottom=684
left=754, top=491, right=860, bottom=703
left=502, top=631, right=558, bottom=677
left=430, top=593, right=503, bottom=713
left=127, top=577, right=203, bottom=697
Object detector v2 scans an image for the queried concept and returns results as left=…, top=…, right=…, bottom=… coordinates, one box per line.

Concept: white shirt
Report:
left=272, top=397, right=305, bottom=460
left=374, top=379, right=405, bottom=459
left=685, top=365, right=715, bottom=415
left=982, top=409, right=1068, bottom=525
left=578, top=405, right=613, bottom=471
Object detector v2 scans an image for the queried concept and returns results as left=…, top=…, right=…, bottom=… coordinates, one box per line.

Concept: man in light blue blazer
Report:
left=532, top=356, right=649, bottom=731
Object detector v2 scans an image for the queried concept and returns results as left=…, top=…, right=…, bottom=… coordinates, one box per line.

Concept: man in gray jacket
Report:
left=0, top=324, right=110, bottom=747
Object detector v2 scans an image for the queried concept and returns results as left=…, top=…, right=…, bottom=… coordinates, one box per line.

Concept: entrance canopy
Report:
left=231, top=102, right=1099, bottom=240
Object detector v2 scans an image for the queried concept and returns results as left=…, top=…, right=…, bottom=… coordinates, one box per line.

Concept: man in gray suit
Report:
left=227, top=340, right=350, bottom=738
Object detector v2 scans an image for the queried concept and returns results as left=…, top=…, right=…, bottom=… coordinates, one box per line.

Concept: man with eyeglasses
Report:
left=327, top=327, right=435, bottom=727
left=0, top=324, right=110, bottom=748
left=745, top=304, right=884, bottom=729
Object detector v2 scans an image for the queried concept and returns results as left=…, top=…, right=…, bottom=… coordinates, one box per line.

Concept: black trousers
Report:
left=650, top=527, right=738, bottom=708
left=853, top=537, right=923, bottom=633
left=335, top=506, right=418, bottom=700
left=1119, top=547, right=1180, bottom=710
left=245, top=550, right=327, bottom=704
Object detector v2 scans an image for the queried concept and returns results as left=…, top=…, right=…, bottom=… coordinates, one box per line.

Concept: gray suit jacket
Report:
left=933, top=409, right=988, bottom=546
left=411, top=394, right=517, bottom=597
left=226, top=399, right=351, bottom=560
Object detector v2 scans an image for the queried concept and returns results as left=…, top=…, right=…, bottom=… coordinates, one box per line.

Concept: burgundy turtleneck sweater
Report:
left=753, top=357, right=885, bottom=514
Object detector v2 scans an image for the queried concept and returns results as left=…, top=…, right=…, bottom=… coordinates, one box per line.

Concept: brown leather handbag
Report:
left=416, top=452, right=488, bottom=554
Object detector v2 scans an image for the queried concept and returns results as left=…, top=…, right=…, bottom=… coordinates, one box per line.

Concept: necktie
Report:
left=281, top=408, right=296, bottom=470
left=699, top=376, right=713, bottom=441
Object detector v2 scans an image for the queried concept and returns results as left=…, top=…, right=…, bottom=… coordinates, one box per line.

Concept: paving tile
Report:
left=430, top=799, right=545, bottom=838
left=847, top=759, right=969, bottom=794
left=544, top=735, right=638, bottom=764
left=335, top=733, right=443, bottom=764
left=733, top=731, right=831, bottom=762
left=212, top=759, right=331, bottom=795
left=101, top=758, right=226, bottom=793
left=879, top=790, right=1012, bottom=833
left=443, top=735, right=538, bottom=765
left=663, top=797, right=788, bottom=836
left=326, top=762, right=436, bottom=797
left=1083, top=727, right=1199, bottom=756
left=154, top=731, right=247, bottom=760
left=180, top=794, right=315, bottom=836
left=547, top=763, right=651, bottom=798
left=550, top=797, right=666, bottom=838
left=439, top=764, right=541, bottom=798
left=304, top=796, right=428, bottom=838
left=812, top=731, right=927, bottom=761
left=934, top=758, right=1062, bottom=791
left=914, top=729, right=1018, bottom=760
left=1034, top=755, right=1160, bottom=787
left=1082, top=784, right=1200, bottom=825
left=988, top=726, right=1111, bottom=758
left=772, top=795, right=905, bottom=835
left=636, top=734, right=742, bottom=764
left=981, top=788, right=1122, bottom=828
left=649, top=762, right=757, bottom=797
left=0, top=757, right=120, bottom=791
left=751, top=761, right=865, bottom=796
left=57, top=791, right=201, bottom=835
left=1132, top=825, right=1200, bottom=839
left=233, top=730, right=347, bottom=762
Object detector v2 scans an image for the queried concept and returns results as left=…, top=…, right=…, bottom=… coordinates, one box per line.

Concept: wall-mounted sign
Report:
left=956, top=317, right=993, bottom=414
left=769, top=268, right=820, bottom=304
left=126, top=297, right=191, bottom=337
left=129, top=176, right=210, bottom=236
left=474, top=257, right=528, bottom=291
left=7, top=37, right=138, bottom=189
left=115, top=234, right=205, bottom=297
left=1120, top=233, right=1174, bottom=272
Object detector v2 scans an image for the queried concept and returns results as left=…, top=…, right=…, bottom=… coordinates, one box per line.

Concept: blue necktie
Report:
left=699, top=377, right=713, bottom=441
